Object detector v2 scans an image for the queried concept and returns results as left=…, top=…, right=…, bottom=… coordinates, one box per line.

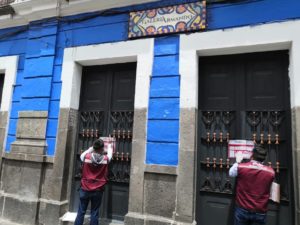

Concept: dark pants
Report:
left=234, top=206, right=267, bottom=225
left=74, top=188, right=104, bottom=225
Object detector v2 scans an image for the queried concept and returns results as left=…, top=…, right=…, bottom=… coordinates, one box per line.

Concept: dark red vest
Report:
left=81, top=153, right=109, bottom=191
left=236, top=161, right=275, bottom=213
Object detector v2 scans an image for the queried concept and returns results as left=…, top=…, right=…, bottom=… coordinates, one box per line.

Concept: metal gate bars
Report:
left=199, top=110, right=288, bottom=201
left=246, top=110, right=288, bottom=201
left=75, top=110, right=134, bottom=184
left=200, top=111, right=235, bottom=193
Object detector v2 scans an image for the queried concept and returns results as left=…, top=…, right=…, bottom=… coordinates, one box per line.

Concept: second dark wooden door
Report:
left=196, top=51, right=294, bottom=225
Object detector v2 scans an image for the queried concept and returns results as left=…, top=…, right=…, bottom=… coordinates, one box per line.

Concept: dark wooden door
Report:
left=196, top=51, right=294, bottom=225
left=71, top=63, right=136, bottom=221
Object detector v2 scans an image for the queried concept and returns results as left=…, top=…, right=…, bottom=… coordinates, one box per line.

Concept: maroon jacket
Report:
left=81, top=153, right=109, bottom=191
left=236, top=161, right=275, bottom=213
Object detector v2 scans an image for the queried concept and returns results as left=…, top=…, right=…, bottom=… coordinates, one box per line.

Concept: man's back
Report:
left=236, top=160, right=275, bottom=213
left=81, top=152, right=109, bottom=191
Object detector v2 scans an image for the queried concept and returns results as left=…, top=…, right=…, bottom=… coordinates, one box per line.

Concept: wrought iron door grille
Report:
left=199, top=110, right=289, bottom=202
left=108, top=111, right=133, bottom=183
left=246, top=110, right=289, bottom=201
left=75, top=110, right=134, bottom=183
left=200, top=111, right=235, bottom=194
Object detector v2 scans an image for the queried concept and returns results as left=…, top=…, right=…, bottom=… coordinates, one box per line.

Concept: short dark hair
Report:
left=93, top=139, right=104, bottom=150
left=252, top=144, right=267, bottom=162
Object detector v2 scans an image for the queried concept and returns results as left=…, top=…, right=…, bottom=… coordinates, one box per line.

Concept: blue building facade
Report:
left=0, top=0, right=299, bottom=224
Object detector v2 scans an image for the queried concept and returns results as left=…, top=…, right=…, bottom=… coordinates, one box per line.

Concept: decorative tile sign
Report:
left=129, top=1, right=206, bottom=38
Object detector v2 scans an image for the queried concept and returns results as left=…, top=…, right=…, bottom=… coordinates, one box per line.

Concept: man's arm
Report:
left=229, top=162, right=238, bottom=177
left=229, top=152, right=243, bottom=177
left=80, top=147, right=93, bottom=162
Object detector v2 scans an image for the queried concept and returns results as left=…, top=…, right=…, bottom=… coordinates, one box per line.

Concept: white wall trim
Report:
left=60, top=39, right=154, bottom=110
left=0, top=55, right=18, bottom=153
left=0, top=56, right=18, bottom=112
left=59, top=0, right=159, bottom=18
left=0, top=0, right=160, bottom=29
left=180, top=20, right=300, bottom=109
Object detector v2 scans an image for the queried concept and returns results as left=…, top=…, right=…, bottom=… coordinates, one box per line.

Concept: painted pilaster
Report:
left=5, top=19, right=59, bottom=155
left=39, top=108, right=78, bottom=225
left=176, top=46, right=198, bottom=224
left=127, top=36, right=181, bottom=225
left=146, top=35, right=180, bottom=166
left=292, top=107, right=300, bottom=225
left=0, top=20, right=60, bottom=225
left=129, top=36, right=181, bottom=225
left=290, top=38, right=300, bottom=225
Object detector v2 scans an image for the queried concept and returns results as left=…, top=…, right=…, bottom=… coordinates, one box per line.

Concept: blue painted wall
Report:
left=146, top=36, right=180, bottom=165
left=1, top=0, right=300, bottom=161
left=4, top=26, right=28, bottom=153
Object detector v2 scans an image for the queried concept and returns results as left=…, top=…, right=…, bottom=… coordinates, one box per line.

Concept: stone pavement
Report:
left=60, top=212, right=124, bottom=225
left=0, top=218, right=124, bottom=225
left=0, top=211, right=124, bottom=225
left=0, top=219, right=22, bottom=225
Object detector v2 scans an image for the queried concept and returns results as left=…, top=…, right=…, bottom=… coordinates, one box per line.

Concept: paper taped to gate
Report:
left=269, top=182, right=280, bottom=203
left=100, top=137, right=116, bottom=153
left=228, top=140, right=254, bottom=159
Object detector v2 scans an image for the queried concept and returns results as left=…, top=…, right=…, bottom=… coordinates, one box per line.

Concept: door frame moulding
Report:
left=179, top=20, right=300, bottom=223
left=60, top=39, right=154, bottom=110
left=0, top=55, right=18, bottom=152
left=0, top=56, right=18, bottom=113
left=60, top=39, right=154, bottom=219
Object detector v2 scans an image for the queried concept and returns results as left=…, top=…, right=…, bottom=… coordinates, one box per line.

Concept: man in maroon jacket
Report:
left=229, top=144, right=275, bottom=225
left=74, top=138, right=113, bottom=225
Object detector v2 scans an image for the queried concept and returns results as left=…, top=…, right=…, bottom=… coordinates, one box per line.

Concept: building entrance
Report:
left=71, top=63, right=136, bottom=221
left=196, top=51, right=294, bottom=225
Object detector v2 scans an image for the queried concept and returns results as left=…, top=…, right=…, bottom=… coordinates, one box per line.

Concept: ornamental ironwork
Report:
left=199, top=110, right=289, bottom=201
left=75, top=110, right=134, bottom=184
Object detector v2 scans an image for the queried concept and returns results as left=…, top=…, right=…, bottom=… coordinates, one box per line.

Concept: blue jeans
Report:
left=74, top=188, right=104, bottom=225
left=234, top=206, right=267, bottom=225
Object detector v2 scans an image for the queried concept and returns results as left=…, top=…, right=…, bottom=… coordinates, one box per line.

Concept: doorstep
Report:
left=60, top=212, right=124, bottom=225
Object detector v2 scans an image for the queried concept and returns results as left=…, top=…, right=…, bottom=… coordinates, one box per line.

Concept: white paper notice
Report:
left=269, top=182, right=280, bottom=203
left=228, top=140, right=255, bottom=159
left=99, top=136, right=116, bottom=153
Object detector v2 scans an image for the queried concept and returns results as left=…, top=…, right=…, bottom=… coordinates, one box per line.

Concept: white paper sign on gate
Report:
left=99, top=137, right=116, bottom=153
left=228, top=140, right=255, bottom=159
left=269, top=182, right=280, bottom=203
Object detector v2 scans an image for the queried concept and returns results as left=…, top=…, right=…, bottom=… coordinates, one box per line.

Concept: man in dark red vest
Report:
left=229, top=144, right=275, bottom=225
left=75, top=138, right=113, bottom=225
